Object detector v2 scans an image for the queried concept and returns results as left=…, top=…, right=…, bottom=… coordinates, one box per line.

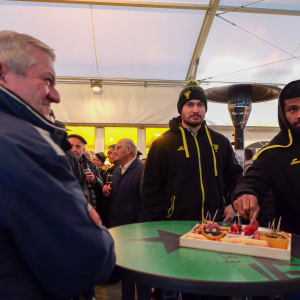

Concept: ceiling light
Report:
left=91, top=80, right=102, bottom=92
left=110, top=138, right=113, bottom=141
left=154, top=133, right=161, bottom=136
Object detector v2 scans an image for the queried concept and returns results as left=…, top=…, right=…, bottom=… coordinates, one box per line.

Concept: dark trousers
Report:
left=121, top=277, right=151, bottom=300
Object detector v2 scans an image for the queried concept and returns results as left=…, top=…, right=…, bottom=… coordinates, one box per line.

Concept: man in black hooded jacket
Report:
left=141, top=81, right=243, bottom=224
left=233, top=80, right=300, bottom=235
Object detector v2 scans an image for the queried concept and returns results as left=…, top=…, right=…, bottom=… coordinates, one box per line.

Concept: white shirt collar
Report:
left=120, top=157, right=136, bottom=174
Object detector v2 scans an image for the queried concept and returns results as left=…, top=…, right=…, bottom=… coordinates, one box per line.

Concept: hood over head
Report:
left=278, top=80, right=300, bottom=133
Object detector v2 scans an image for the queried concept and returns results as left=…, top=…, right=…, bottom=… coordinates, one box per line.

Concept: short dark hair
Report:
left=245, top=148, right=253, bottom=161
left=108, top=144, right=116, bottom=150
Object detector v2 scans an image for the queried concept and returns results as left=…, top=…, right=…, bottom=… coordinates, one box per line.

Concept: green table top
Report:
left=109, top=221, right=300, bottom=296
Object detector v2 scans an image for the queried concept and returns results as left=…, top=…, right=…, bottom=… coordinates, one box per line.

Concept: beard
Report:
left=292, top=122, right=300, bottom=134
left=182, top=114, right=203, bottom=128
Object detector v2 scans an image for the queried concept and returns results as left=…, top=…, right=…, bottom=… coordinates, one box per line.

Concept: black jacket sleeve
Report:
left=232, top=159, right=272, bottom=202
left=66, top=150, right=86, bottom=192
left=141, top=139, right=168, bottom=221
left=222, top=139, right=243, bottom=202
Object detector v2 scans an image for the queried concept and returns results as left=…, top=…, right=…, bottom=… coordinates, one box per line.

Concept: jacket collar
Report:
left=0, top=85, right=70, bottom=151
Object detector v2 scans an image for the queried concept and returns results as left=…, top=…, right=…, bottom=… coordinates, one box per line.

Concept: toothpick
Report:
left=212, top=209, right=218, bottom=223
left=268, top=221, right=270, bottom=230
left=209, top=213, right=211, bottom=222
left=277, top=217, right=282, bottom=233
left=250, top=211, right=257, bottom=226
left=237, top=212, right=240, bottom=226
left=271, top=219, right=275, bottom=231
left=205, top=211, right=209, bottom=222
left=234, top=220, right=238, bottom=232
left=202, top=207, right=204, bottom=224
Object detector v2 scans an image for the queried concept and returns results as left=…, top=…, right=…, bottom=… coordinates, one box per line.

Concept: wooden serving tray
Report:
left=180, top=226, right=291, bottom=261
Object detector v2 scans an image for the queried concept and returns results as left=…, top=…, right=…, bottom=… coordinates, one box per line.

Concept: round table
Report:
left=109, top=221, right=300, bottom=296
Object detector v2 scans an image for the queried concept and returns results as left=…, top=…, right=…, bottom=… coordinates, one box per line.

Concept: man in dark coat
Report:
left=0, top=30, right=115, bottom=300
left=141, top=80, right=243, bottom=224
left=233, top=80, right=300, bottom=235
left=103, top=138, right=151, bottom=300
left=68, top=134, right=104, bottom=212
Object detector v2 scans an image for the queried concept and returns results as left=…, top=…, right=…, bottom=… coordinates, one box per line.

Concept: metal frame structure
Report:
left=13, top=0, right=300, bottom=85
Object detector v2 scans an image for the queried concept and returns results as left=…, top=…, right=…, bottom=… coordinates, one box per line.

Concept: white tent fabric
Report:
left=55, top=83, right=279, bottom=127
left=0, top=0, right=298, bottom=127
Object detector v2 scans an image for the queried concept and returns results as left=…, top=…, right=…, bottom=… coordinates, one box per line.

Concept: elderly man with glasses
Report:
left=103, top=138, right=151, bottom=300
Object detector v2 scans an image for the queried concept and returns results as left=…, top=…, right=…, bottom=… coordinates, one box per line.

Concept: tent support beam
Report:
left=218, top=6, right=300, bottom=17
left=10, top=0, right=300, bottom=16
left=185, top=0, right=220, bottom=81
left=11, top=0, right=210, bottom=10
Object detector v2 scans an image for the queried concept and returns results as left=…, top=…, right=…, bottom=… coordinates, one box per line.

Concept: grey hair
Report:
left=0, top=30, right=55, bottom=76
left=123, top=139, right=137, bottom=155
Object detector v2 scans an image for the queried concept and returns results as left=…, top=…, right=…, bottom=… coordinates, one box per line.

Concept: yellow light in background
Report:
left=104, top=127, right=138, bottom=155
left=146, top=128, right=168, bottom=156
left=66, top=126, right=95, bottom=151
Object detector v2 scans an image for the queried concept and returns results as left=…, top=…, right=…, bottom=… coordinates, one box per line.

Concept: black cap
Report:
left=177, top=80, right=207, bottom=113
left=95, top=152, right=107, bottom=163
left=67, top=134, right=87, bottom=145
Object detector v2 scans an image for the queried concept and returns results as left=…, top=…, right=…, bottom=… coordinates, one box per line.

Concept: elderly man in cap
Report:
left=0, top=30, right=115, bottom=300
left=68, top=134, right=104, bottom=213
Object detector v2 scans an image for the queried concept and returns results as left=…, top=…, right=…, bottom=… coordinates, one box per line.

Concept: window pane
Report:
left=146, top=128, right=169, bottom=156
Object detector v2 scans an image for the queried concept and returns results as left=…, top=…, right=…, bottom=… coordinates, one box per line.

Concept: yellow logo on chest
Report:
left=291, top=158, right=300, bottom=165
left=213, top=144, right=219, bottom=152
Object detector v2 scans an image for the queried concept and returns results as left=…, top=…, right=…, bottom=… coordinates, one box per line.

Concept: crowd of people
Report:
left=1, top=30, right=300, bottom=300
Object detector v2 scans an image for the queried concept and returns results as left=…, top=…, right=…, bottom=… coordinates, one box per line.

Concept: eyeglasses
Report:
left=93, top=159, right=100, bottom=162
left=116, top=145, right=124, bottom=150
left=107, top=151, right=113, bottom=155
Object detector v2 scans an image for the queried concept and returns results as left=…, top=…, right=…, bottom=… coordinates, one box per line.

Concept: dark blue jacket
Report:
left=109, top=158, right=150, bottom=227
left=0, top=86, right=116, bottom=300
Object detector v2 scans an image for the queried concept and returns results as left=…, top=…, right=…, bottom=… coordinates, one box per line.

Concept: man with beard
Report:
left=141, top=80, right=242, bottom=226
left=141, top=81, right=243, bottom=300
left=233, top=80, right=300, bottom=236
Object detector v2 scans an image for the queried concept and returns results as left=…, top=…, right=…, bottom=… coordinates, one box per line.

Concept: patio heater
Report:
left=205, top=84, right=281, bottom=167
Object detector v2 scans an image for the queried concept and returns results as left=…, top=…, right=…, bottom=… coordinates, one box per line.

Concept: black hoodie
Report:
left=141, top=117, right=243, bottom=222
left=232, top=82, right=300, bottom=234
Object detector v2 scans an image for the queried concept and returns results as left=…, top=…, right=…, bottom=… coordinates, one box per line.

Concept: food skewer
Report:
left=209, top=213, right=211, bottom=222
left=212, top=209, right=218, bottom=223
left=277, top=217, right=282, bottom=233
left=249, top=211, right=257, bottom=226
left=268, top=221, right=270, bottom=230
left=234, top=220, right=238, bottom=232
left=271, top=219, right=275, bottom=231
left=237, top=212, right=240, bottom=226
left=205, top=211, right=209, bottom=222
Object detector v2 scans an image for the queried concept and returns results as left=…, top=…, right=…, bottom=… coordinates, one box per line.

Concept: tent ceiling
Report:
left=0, top=0, right=299, bottom=83
left=0, top=0, right=299, bottom=126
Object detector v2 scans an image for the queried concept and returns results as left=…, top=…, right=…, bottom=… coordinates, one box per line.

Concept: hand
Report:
left=223, top=205, right=235, bottom=223
left=86, top=172, right=97, bottom=184
left=233, top=194, right=260, bottom=220
left=103, top=184, right=111, bottom=196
